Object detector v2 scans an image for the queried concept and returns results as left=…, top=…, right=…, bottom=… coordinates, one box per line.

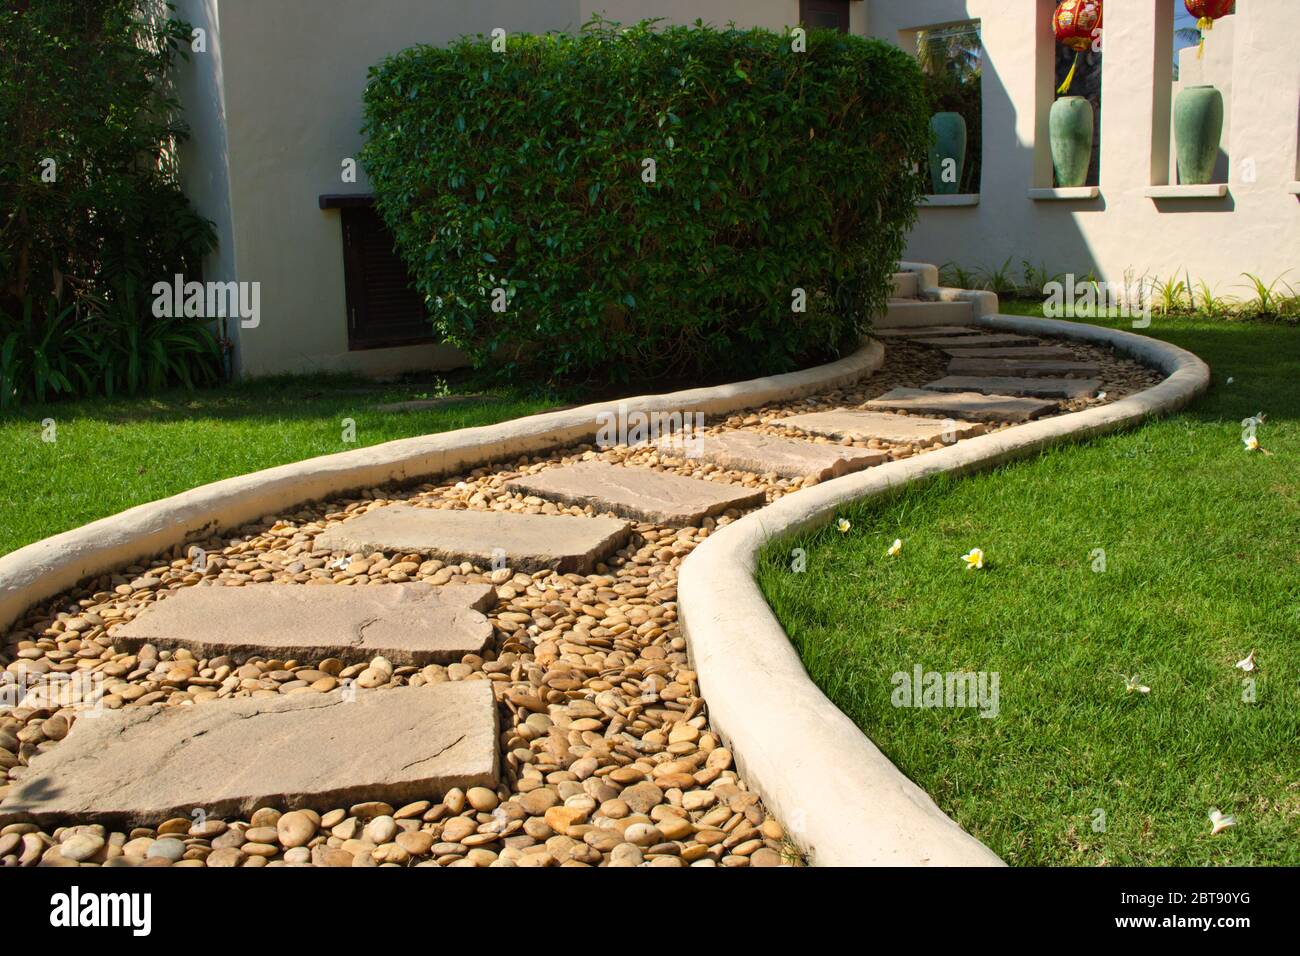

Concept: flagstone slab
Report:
left=505, top=461, right=766, bottom=526
left=313, top=505, right=632, bottom=573
left=864, top=388, right=1057, bottom=423
left=873, top=326, right=986, bottom=339
left=656, top=431, right=886, bottom=480
left=0, top=683, right=498, bottom=827
left=777, top=409, right=985, bottom=444
left=910, top=333, right=1041, bottom=349
left=947, top=357, right=1101, bottom=377
left=925, top=376, right=1103, bottom=399
left=939, top=345, right=1076, bottom=360
left=111, top=583, right=495, bottom=665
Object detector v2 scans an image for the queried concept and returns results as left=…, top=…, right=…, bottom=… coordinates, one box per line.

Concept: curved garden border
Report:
left=0, top=341, right=885, bottom=634
left=676, top=314, right=1212, bottom=867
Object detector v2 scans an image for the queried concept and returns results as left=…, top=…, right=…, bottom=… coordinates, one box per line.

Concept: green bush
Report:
left=362, top=19, right=928, bottom=384
left=0, top=0, right=220, bottom=406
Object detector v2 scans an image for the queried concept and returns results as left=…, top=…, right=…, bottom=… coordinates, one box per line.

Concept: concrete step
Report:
left=911, top=333, right=1041, bottom=349
left=925, top=375, right=1103, bottom=399
left=0, top=682, right=499, bottom=828
left=777, top=408, right=985, bottom=445
left=864, top=387, right=1057, bottom=423
left=111, top=582, right=496, bottom=666
left=876, top=299, right=975, bottom=329
left=890, top=271, right=920, bottom=298
left=939, top=345, right=1076, bottom=360
left=874, top=325, right=983, bottom=339
left=656, top=431, right=886, bottom=481
left=505, top=461, right=766, bottom=526
left=947, top=356, right=1102, bottom=378
left=313, top=505, right=632, bottom=573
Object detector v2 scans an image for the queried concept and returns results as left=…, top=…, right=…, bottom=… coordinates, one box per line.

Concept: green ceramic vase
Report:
left=928, top=112, right=967, bottom=194
left=1049, top=96, right=1094, bottom=188
left=1175, top=84, right=1224, bottom=185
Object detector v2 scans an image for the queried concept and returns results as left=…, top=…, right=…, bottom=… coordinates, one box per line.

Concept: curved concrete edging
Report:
left=676, top=316, right=1212, bottom=868
left=0, top=342, right=885, bottom=634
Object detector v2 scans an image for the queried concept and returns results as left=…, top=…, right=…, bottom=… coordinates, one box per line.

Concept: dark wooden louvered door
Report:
left=341, top=205, right=434, bottom=350
left=800, top=0, right=850, bottom=33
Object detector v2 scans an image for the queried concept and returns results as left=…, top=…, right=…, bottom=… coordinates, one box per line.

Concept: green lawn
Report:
left=0, top=373, right=558, bottom=557
left=758, top=309, right=1300, bottom=866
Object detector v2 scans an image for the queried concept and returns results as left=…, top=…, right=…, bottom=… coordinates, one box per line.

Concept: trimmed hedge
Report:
left=362, top=19, right=928, bottom=384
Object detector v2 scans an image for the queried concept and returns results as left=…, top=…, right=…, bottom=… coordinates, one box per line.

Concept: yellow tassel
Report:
left=1197, top=16, right=1213, bottom=59
left=1057, top=50, right=1081, bottom=96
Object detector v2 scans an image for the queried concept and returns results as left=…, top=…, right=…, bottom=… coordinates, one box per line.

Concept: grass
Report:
left=757, top=307, right=1300, bottom=866
left=0, top=372, right=560, bottom=558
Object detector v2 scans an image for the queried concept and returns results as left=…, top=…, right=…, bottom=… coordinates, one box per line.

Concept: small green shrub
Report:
left=362, top=18, right=929, bottom=384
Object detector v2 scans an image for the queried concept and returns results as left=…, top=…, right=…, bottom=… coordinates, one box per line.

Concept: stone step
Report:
left=947, top=356, right=1102, bottom=378
left=0, top=682, right=498, bottom=828
left=776, top=408, right=985, bottom=445
left=864, top=387, right=1057, bottom=423
left=505, top=461, right=766, bottom=526
left=111, top=582, right=496, bottom=666
left=939, top=345, right=1076, bottom=360
left=890, top=271, right=920, bottom=298
left=876, top=300, right=975, bottom=329
left=656, top=430, right=886, bottom=480
left=314, top=505, right=632, bottom=574
left=911, top=333, right=1042, bottom=349
left=874, top=325, right=983, bottom=339
left=925, top=375, right=1103, bottom=399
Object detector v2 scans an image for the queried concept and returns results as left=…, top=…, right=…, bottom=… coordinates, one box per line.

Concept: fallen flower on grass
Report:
left=888, top=538, right=903, bottom=557
left=961, top=547, right=985, bottom=570
left=1124, top=675, right=1150, bottom=695
left=836, top=518, right=851, bottom=534
left=1208, top=808, right=1236, bottom=835
left=1235, top=650, right=1256, bottom=672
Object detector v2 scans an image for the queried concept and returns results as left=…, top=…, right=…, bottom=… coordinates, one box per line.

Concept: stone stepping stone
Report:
left=505, top=461, right=765, bottom=526
left=111, top=582, right=496, bottom=666
left=656, top=431, right=886, bottom=480
left=947, top=356, right=1101, bottom=377
left=873, top=325, right=983, bottom=339
left=777, top=409, right=985, bottom=444
left=864, top=388, right=1057, bottom=423
left=911, top=333, right=1041, bottom=349
left=940, top=345, right=1076, bottom=360
left=878, top=300, right=974, bottom=328
left=314, top=505, right=632, bottom=573
left=925, top=375, right=1103, bottom=399
left=0, top=682, right=497, bottom=827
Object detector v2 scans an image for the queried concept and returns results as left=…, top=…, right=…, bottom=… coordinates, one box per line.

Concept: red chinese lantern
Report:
left=1185, top=0, right=1234, bottom=58
left=1053, top=1, right=1102, bottom=95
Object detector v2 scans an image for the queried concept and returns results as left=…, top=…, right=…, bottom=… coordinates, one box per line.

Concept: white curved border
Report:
left=677, top=315, right=1211, bottom=867
left=0, top=343, right=885, bottom=634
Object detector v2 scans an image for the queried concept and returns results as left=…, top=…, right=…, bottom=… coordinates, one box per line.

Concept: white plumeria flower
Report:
left=837, top=518, right=851, bottom=534
left=1096, top=391, right=1107, bottom=401
left=961, top=547, right=985, bottom=570
left=1124, top=675, right=1150, bottom=695
left=1243, top=435, right=1261, bottom=452
left=887, top=538, right=903, bottom=557
left=328, top=556, right=350, bottom=571
left=1235, top=650, right=1256, bottom=673
left=1208, top=808, right=1236, bottom=835
left=1226, top=377, right=1234, bottom=385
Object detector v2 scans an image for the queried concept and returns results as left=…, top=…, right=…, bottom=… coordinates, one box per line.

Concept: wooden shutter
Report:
left=340, top=205, right=434, bottom=350
left=800, top=0, right=851, bottom=33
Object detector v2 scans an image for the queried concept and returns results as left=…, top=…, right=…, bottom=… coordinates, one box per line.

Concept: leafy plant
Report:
left=1239, top=272, right=1293, bottom=317
left=978, top=256, right=1019, bottom=297
left=361, top=17, right=930, bottom=384
left=0, top=296, right=88, bottom=406
left=1152, top=273, right=1190, bottom=315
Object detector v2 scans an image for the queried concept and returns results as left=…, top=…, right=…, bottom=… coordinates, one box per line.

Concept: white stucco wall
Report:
left=868, top=0, right=1300, bottom=296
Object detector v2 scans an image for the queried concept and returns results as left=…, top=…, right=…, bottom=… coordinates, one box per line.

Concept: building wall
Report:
left=867, top=0, right=1300, bottom=297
